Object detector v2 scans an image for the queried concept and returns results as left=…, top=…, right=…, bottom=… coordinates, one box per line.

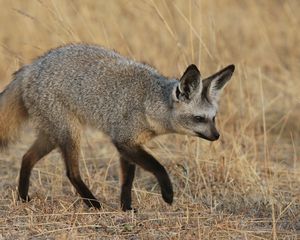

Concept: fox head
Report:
left=170, top=64, right=235, bottom=141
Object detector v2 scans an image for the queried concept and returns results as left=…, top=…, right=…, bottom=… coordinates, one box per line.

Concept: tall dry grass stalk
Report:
left=0, top=0, right=299, bottom=239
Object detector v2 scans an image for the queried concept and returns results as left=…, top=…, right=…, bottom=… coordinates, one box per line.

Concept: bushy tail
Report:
left=0, top=74, right=28, bottom=149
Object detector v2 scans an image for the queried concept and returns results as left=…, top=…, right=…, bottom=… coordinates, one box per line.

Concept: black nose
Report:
left=214, top=132, right=220, bottom=140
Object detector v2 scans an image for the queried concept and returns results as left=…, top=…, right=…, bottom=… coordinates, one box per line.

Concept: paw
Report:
left=121, top=201, right=135, bottom=212
left=161, top=187, right=173, bottom=205
left=122, top=205, right=132, bottom=211
left=121, top=192, right=133, bottom=212
left=122, top=205, right=138, bottom=213
left=84, top=199, right=101, bottom=209
left=18, top=194, right=31, bottom=202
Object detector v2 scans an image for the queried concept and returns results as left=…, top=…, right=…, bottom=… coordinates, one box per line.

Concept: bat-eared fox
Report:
left=0, top=44, right=234, bottom=211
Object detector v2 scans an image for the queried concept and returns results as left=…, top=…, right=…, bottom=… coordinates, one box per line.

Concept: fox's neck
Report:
left=145, top=77, right=177, bottom=136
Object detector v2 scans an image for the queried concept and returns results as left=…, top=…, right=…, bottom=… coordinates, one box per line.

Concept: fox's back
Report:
left=20, top=44, right=165, bottom=138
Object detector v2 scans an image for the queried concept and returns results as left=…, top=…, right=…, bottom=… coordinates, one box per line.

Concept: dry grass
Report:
left=0, top=0, right=299, bottom=239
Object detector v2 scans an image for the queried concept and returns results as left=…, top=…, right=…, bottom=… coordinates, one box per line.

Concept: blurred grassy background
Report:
left=0, top=0, right=299, bottom=239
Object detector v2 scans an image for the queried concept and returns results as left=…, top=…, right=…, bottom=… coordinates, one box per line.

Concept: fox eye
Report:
left=194, top=116, right=206, bottom=123
left=213, top=116, right=216, bottom=123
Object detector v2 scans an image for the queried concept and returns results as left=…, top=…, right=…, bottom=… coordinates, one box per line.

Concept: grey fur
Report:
left=8, top=44, right=233, bottom=145
left=18, top=44, right=175, bottom=145
left=0, top=43, right=235, bottom=209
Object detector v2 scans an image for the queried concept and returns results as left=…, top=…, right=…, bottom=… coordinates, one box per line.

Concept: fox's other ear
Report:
left=202, top=64, right=235, bottom=102
left=175, top=64, right=201, bottom=101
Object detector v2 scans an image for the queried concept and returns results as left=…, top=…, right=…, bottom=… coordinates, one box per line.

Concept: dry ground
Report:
left=0, top=0, right=299, bottom=239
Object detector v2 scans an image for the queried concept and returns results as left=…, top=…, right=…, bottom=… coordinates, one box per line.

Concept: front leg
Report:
left=115, top=144, right=173, bottom=207
left=119, top=157, right=136, bottom=211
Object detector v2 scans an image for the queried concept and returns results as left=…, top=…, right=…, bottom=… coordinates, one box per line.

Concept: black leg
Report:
left=60, top=137, right=101, bottom=209
left=115, top=144, right=173, bottom=206
left=119, top=157, right=136, bottom=211
left=19, top=133, right=55, bottom=201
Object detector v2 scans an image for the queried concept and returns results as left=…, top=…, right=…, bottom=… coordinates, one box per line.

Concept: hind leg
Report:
left=18, top=133, right=55, bottom=201
left=59, top=130, right=101, bottom=209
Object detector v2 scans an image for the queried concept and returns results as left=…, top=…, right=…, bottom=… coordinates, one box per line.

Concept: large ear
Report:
left=202, top=64, right=235, bottom=102
left=176, top=64, right=201, bottom=101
